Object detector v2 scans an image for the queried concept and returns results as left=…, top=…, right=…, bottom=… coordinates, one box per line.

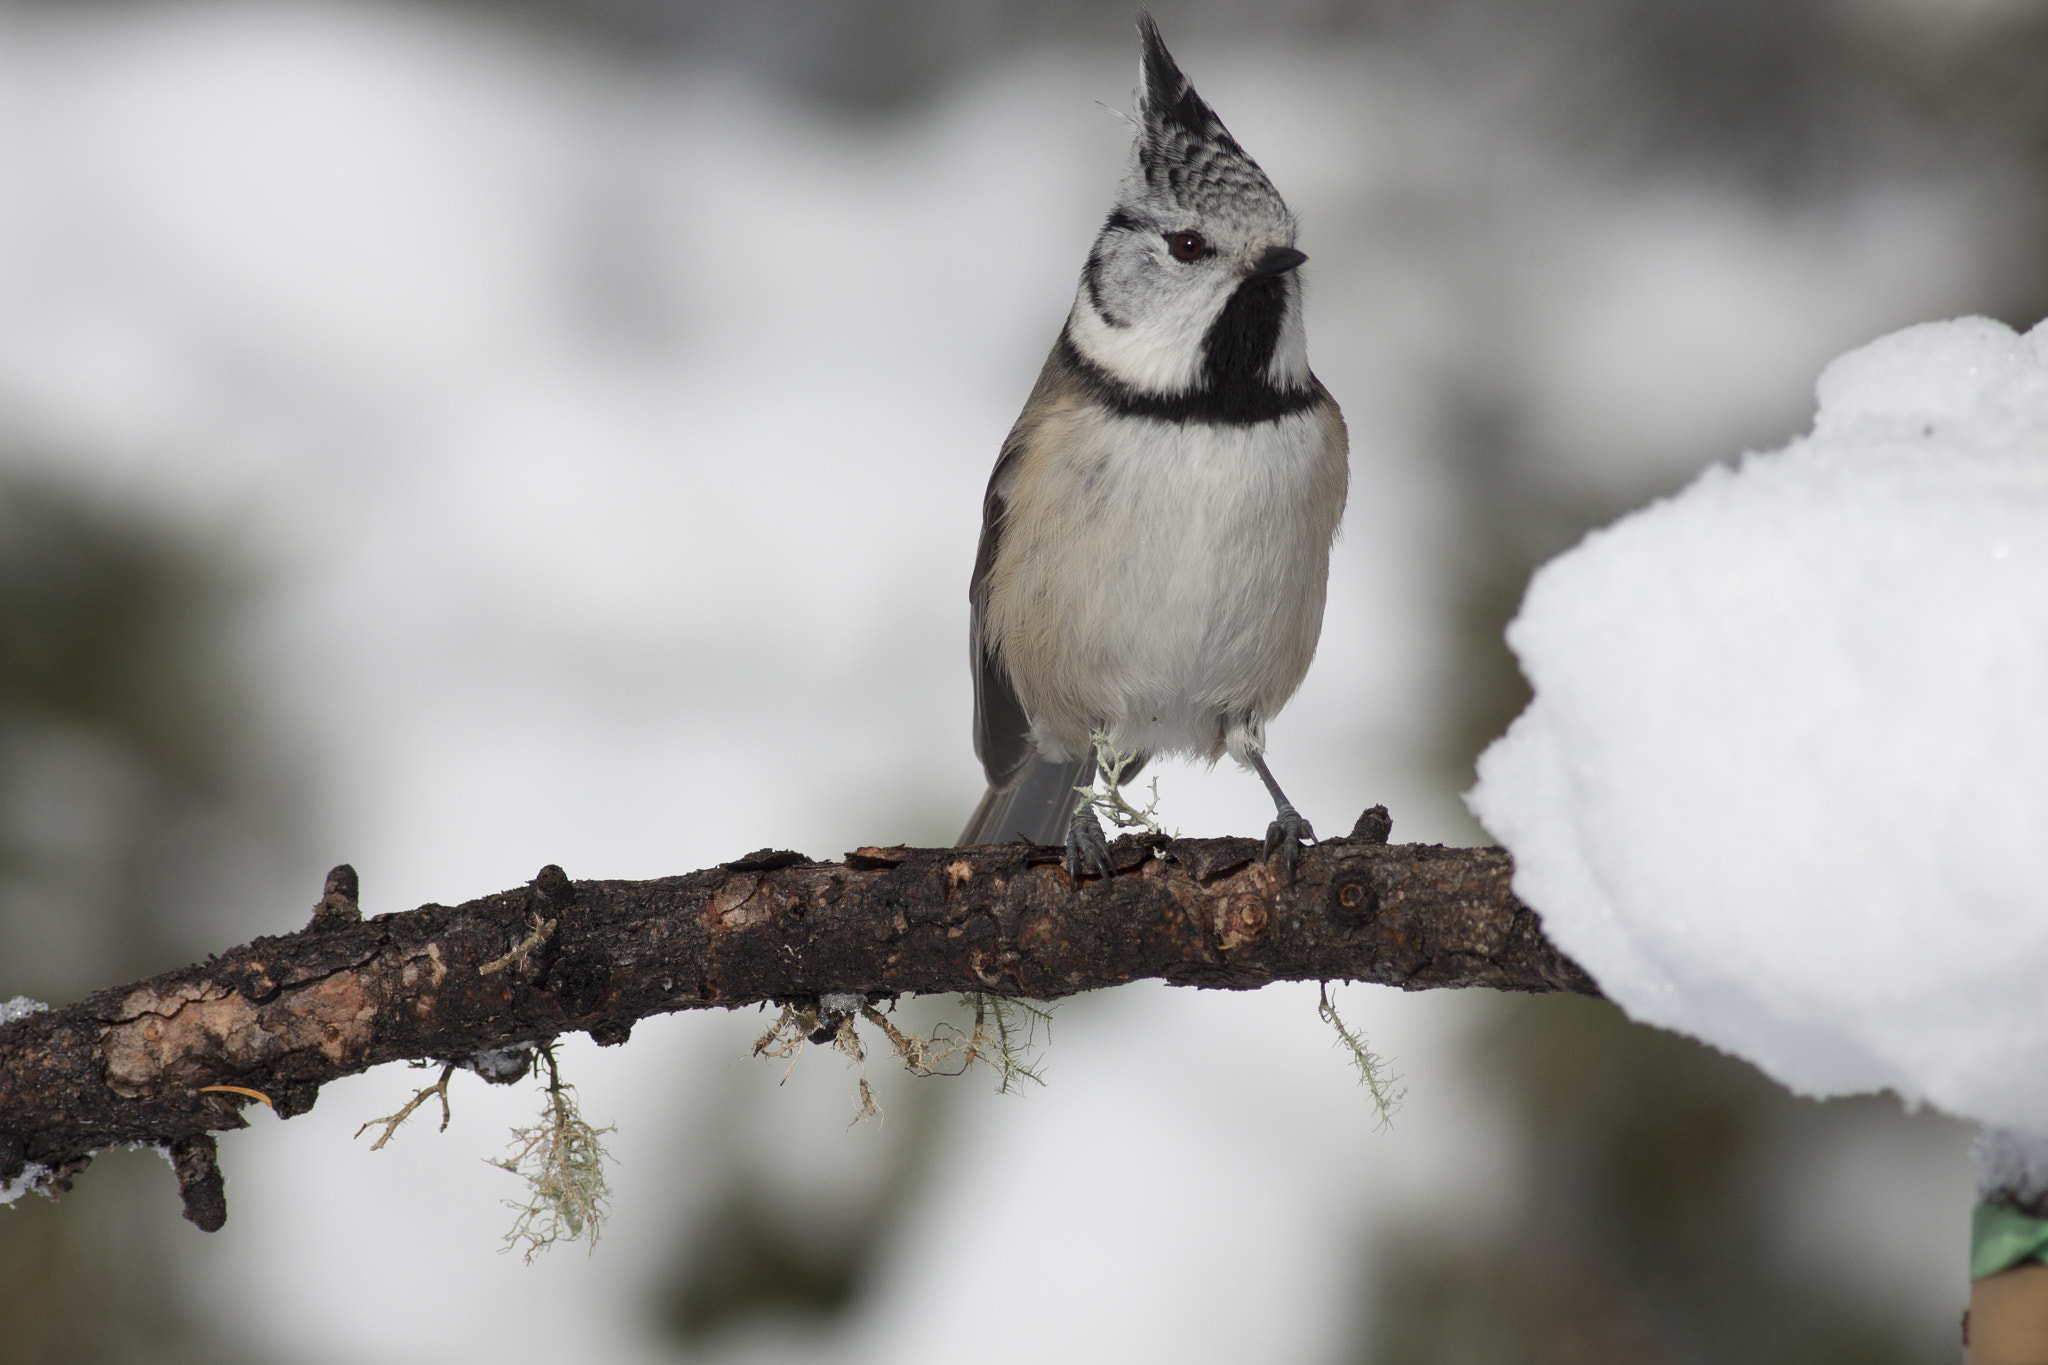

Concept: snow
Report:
left=1976, top=1126, right=2048, bottom=1206
left=0, top=1161, right=53, bottom=1208
left=0, top=995, right=48, bottom=1025
left=1470, top=316, right=2048, bottom=1131
left=465, top=1045, right=534, bottom=1085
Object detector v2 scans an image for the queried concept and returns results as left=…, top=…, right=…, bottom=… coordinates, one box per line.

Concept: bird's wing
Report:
left=962, top=342, right=1126, bottom=849
left=968, top=422, right=1035, bottom=795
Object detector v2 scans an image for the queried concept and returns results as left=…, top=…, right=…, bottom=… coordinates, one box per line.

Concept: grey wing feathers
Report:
left=961, top=411, right=1082, bottom=847
left=968, top=453, right=1033, bottom=793
left=959, top=752, right=1092, bottom=848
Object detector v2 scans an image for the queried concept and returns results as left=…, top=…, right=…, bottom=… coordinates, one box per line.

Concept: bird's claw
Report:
left=1065, top=806, right=1114, bottom=883
left=1263, top=804, right=1316, bottom=884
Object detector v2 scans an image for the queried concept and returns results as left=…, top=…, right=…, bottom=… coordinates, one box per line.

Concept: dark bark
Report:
left=0, top=817, right=1594, bottom=1228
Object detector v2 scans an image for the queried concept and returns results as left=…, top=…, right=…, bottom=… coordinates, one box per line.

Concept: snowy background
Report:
left=1, top=0, right=2037, bottom=1360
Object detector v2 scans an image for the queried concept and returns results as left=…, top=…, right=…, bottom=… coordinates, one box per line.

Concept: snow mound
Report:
left=1468, top=316, right=2048, bottom=1129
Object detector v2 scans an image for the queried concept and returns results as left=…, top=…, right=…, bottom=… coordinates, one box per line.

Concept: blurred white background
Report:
left=1, top=0, right=2031, bottom=1359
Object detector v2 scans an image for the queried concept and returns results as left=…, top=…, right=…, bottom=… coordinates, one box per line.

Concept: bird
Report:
left=958, top=14, right=1348, bottom=882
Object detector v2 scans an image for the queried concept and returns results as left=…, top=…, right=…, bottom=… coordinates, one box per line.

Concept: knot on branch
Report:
left=307, top=863, right=361, bottom=930
left=1350, top=805, right=1393, bottom=844
left=531, top=863, right=576, bottom=907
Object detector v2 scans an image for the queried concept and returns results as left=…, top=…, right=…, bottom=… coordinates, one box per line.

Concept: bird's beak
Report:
left=1250, top=246, right=1308, bottom=276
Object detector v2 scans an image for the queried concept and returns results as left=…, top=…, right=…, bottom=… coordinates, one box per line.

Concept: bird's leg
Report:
left=1064, top=747, right=1114, bottom=883
left=1247, top=750, right=1315, bottom=883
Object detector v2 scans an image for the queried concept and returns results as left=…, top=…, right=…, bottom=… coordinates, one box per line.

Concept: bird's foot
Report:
left=1065, top=805, right=1114, bottom=883
left=1263, top=803, right=1316, bottom=884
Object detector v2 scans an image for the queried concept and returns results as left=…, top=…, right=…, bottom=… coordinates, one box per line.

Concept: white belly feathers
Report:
left=984, top=401, right=1348, bottom=764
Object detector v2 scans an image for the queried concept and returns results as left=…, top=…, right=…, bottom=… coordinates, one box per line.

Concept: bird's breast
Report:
left=986, top=397, right=1347, bottom=760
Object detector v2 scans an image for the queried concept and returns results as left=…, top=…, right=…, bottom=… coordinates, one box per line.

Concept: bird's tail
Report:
left=958, top=754, right=1092, bottom=848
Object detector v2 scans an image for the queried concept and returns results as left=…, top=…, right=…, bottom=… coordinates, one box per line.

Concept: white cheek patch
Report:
left=1065, top=280, right=1232, bottom=395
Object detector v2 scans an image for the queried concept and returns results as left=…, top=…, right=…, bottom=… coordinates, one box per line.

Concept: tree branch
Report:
left=0, top=811, right=1594, bottom=1229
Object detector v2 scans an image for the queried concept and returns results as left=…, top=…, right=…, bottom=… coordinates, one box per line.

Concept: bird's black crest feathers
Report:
left=1130, top=13, right=1284, bottom=221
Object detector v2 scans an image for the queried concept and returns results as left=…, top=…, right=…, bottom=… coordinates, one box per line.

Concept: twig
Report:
left=480, top=914, right=556, bottom=976
left=355, top=1063, right=457, bottom=1151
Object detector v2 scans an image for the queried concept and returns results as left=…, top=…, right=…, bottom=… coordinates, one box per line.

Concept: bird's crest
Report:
left=1125, top=13, right=1287, bottom=225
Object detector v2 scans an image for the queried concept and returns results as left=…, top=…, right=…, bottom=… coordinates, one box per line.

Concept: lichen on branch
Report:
left=491, top=1045, right=614, bottom=1261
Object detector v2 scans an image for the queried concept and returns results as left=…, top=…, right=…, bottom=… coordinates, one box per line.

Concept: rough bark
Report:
left=0, top=815, right=1594, bottom=1230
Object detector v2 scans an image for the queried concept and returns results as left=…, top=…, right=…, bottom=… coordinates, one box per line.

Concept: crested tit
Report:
left=960, top=15, right=1348, bottom=881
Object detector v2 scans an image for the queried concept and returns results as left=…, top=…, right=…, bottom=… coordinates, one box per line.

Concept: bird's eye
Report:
left=1165, top=231, right=1206, bottom=262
